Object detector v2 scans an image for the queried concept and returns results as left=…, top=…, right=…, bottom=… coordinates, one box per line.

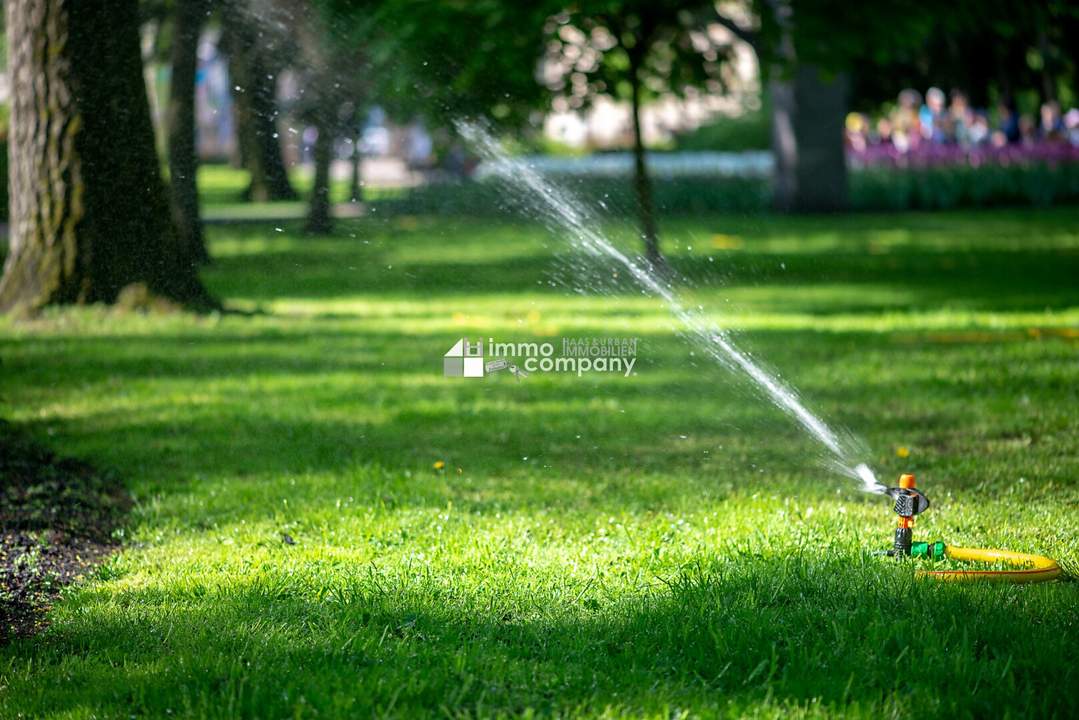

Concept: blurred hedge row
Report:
left=1, top=150, right=1076, bottom=224
left=378, top=162, right=1079, bottom=216
left=851, top=163, right=1079, bottom=210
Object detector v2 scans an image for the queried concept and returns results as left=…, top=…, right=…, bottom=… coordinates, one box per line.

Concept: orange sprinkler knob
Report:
left=899, top=473, right=916, bottom=489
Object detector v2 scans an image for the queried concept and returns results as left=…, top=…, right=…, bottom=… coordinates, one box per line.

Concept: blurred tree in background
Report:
left=318, top=0, right=552, bottom=227
left=369, top=0, right=551, bottom=127
left=707, top=1, right=936, bottom=213
left=220, top=0, right=300, bottom=203
left=295, top=0, right=372, bottom=234
left=846, top=0, right=1079, bottom=112
left=543, top=1, right=738, bottom=264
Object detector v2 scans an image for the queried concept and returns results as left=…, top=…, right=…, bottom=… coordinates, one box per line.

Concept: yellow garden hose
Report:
left=917, top=545, right=1062, bottom=583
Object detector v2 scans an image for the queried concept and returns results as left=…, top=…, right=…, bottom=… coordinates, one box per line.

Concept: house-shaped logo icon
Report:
left=444, top=338, right=484, bottom=378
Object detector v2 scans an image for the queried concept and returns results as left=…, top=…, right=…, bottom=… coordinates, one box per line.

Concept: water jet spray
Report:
left=456, top=120, right=883, bottom=493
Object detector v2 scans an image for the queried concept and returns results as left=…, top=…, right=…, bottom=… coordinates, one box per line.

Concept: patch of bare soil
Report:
left=1, top=422, right=129, bottom=642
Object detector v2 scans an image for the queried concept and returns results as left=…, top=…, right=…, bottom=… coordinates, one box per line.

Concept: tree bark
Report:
left=770, top=75, right=798, bottom=212
left=770, top=65, right=849, bottom=213
left=222, top=5, right=298, bottom=202
left=793, top=66, right=848, bottom=212
left=167, top=0, right=209, bottom=265
left=0, top=0, right=214, bottom=313
left=305, top=122, right=333, bottom=234
left=349, top=138, right=364, bottom=204
left=628, top=50, right=662, bottom=264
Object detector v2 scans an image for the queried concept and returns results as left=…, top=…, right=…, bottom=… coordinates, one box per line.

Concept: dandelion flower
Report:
left=896, top=446, right=910, bottom=459
left=711, top=233, right=743, bottom=250
left=433, top=460, right=445, bottom=470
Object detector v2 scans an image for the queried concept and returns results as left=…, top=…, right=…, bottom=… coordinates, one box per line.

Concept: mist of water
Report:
left=456, top=120, right=886, bottom=494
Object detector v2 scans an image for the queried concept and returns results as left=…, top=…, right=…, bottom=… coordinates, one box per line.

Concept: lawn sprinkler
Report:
left=880, top=473, right=1061, bottom=583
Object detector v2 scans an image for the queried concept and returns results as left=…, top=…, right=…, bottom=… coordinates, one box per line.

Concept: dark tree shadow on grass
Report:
left=7, top=555, right=1076, bottom=717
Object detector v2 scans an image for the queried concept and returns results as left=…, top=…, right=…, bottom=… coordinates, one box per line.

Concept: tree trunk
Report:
left=305, top=122, right=333, bottom=234
left=1036, top=25, right=1056, bottom=103
left=770, top=75, right=798, bottom=212
left=167, top=0, right=209, bottom=265
left=793, top=66, right=848, bottom=212
left=222, top=6, right=297, bottom=202
left=0, top=0, right=214, bottom=314
left=349, top=139, right=364, bottom=203
left=628, top=53, right=662, bottom=264
left=770, top=65, right=849, bottom=213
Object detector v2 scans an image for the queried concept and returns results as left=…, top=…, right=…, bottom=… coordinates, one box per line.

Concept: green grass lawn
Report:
left=1, top=207, right=1078, bottom=717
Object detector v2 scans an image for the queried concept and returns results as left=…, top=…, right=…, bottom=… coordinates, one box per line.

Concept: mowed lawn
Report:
left=1, top=207, right=1078, bottom=717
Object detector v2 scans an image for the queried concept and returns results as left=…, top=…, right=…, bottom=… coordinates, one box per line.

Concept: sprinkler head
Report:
left=884, top=473, right=930, bottom=556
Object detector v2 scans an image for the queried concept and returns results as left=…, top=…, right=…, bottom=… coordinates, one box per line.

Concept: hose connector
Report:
left=911, top=540, right=946, bottom=560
